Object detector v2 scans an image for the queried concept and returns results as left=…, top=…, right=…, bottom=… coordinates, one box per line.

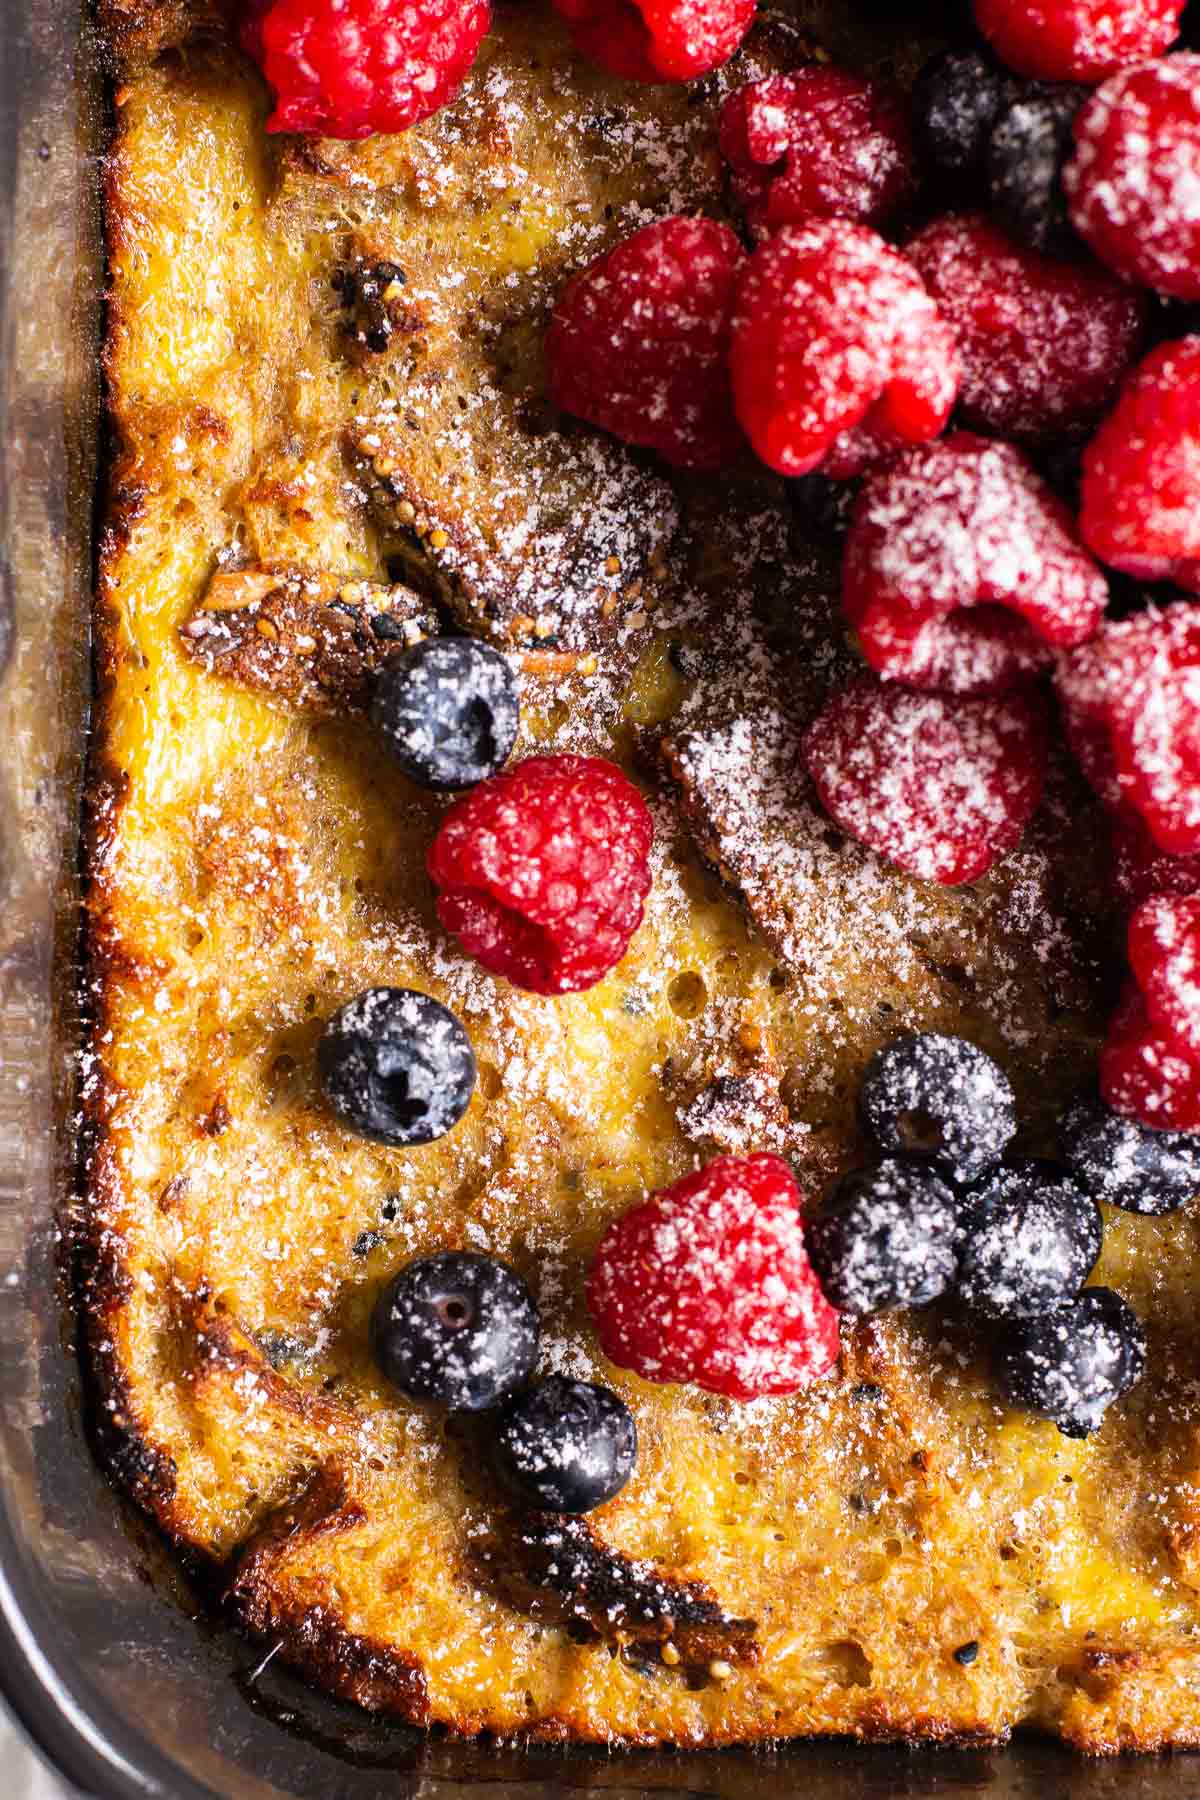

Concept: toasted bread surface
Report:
left=86, top=2, right=1200, bottom=1752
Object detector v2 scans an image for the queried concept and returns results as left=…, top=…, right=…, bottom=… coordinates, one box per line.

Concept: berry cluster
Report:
left=373, top=1250, right=638, bottom=1513
left=588, top=1035, right=1159, bottom=1437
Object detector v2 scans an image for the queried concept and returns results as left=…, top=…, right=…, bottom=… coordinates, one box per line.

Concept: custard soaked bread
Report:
left=86, top=0, right=1200, bottom=1753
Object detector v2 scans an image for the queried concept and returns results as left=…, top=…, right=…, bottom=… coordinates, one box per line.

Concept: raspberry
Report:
left=427, top=754, right=654, bottom=995
left=844, top=435, right=1108, bottom=697
left=1065, top=56, right=1200, bottom=300
left=1079, top=339, right=1200, bottom=594
left=552, top=0, right=755, bottom=83
left=906, top=214, right=1147, bottom=446
left=240, top=0, right=489, bottom=139
left=1111, top=812, right=1200, bottom=912
left=586, top=1154, right=840, bottom=1400
left=1100, top=983, right=1200, bottom=1131
left=1128, top=893, right=1200, bottom=1058
left=973, top=0, right=1187, bottom=82
left=546, top=218, right=744, bottom=473
left=729, top=220, right=960, bottom=480
left=1056, top=604, right=1200, bottom=850
left=801, top=676, right=1048, bottom=886
left=717, top=68, right=915, bottom=240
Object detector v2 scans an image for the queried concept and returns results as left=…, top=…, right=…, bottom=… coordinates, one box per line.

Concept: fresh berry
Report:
left=728, top=219, right=960, bottom=480
left=973, top=0, right=1186, bottom=81
left=843, top=435, right=1109, bottom=696
left=1111, top=813, right=1200, bottom=913
left=1065, top=56, right=1200, bottom=300
left=1101, top=983, right=1200, bottom=1130
left=910, top=49, right=1018, bottom=187
left=428, top=754, right=653, bottom=996
left=988, top=85, right=1088, bottom=255
left=372, top=1252, right=539, bottom=1411
left=996, top=1287, right=1146, bottom=1437
left=955, top=1160, right=1103, bottom=1317
left=906, top=216, right=1147, bottom=446
left=546, top=217, right=744, bottom=471
left=805, top=1159, right=960, bottom=1316
left=240, top=0, right=490, bottom=139
left=551, top=0, right=755, bottom=83
left=718, top=68, right=915, bottom=240
left=371, top=638, right=518, bottom=792
left=586, top=1154, right=840, bottom=1401
left=318, top=988, right=476, bottom=1146
left=802, top=677, right=1048, bottom=885
left=493, top=1376, right=637, bottom=1513
left=859, top=1032, right=1017, bottom=1187
left=1056, top=604, right=1200, bottom=850
left=1061, top=1090, right=1200, bottom=1213
left=1128, top=892, right=1200, bottom=1060
left=1079, top=340, right=1200, bottom=594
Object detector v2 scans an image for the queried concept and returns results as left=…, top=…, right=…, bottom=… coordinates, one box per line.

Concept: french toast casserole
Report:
left=82, top=0, right=1200, bottom=1755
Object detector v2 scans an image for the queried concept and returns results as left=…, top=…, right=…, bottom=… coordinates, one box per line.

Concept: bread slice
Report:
left=84, top=0, right=1200, bottom=1755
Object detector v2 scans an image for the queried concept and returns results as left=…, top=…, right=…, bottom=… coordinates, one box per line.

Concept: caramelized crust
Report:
left=85, top=0, right=1200, bottom=1753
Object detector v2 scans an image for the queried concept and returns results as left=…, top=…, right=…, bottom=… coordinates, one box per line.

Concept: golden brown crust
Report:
left=82, top=5, right=1200, bottom=1758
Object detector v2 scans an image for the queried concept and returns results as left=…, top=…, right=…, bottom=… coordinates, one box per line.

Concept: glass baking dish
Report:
left=1, top=0, right=1199, bottom=1792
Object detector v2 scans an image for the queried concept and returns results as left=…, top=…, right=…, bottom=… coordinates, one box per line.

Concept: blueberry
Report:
left=956, top=1160, right=1103, bottom=1318
left=493, top=1375, right=637, bottom=1513
left=806, top=1159, right=960, bottom=1316
left=987, top=85, right=1087, bottom=256
left=858, top=1033, right=1016, bottom=1187
left=318, top=987, right=476, bottom=1147
left=371, top=636, right=519, bottom=791
left=911, top=50, right=1016, bottom=188
left=372, top=1251, right=539, bottom=1411
left=996, top=1287, right=1146, bottom=1437
left=1060, top=1092, right=1200, bottom=1216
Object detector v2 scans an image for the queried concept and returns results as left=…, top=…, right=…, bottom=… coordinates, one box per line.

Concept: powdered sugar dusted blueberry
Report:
left=371, top=637, right=518, bottom=791
left=956, top=1159, right=1103, bottom=1317
left=1060, top=1090, right=1200, bottom=1214
left=318, top=987, right=476, bottom=1147
left=859, top=1033, right=1016, bottom=1187
left=988, top=85, right=1087, bottom=255
left=372, top=1251, right=539, bottom=1411
left=806, top=1159, right=960, bottom=1316
left=996, top=1286, right=1146, bottom=1437
left=493, top=1375, right=637, bottom=1513
left=911, top=48, right=1016, bottom=186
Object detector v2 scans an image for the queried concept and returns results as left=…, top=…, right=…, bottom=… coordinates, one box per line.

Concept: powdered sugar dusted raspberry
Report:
left=1056, top=603, right=1200, bottom=850
left=802, top=676, right=1048, bottom=885
left=241, top=0, right=490, bottom=138
left=973, top=0, right=1187, bottom=81
left=546, top=216, right=745, bottom=472
left=1065, top=56, right=1200, bottom=300
left=553, top=0, right=755, bottom=82
left=427, top=754, right=654, bottom=994
left=1080, top=338, right=1200, bottom=594
left=586, top=1154, right=840, bottom=1399
left=1128, top=893, right=1200, bottom=1058
left=844, top=435, right=1109, bottom=696
left=718, top=67, right=915, bottom=239
left=729, top=219, right=961, bottom=479
left=1100, top=983, right=1200, bottom=1131
left=906, top=213, right=1148, bottom=445
left=1111, top=813, right=1200, bottom=912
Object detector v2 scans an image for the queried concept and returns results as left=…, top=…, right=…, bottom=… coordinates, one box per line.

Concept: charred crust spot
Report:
left=475, top=1513, right=759, bottom=1669
left=332, top=259, right=423, bottom=361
